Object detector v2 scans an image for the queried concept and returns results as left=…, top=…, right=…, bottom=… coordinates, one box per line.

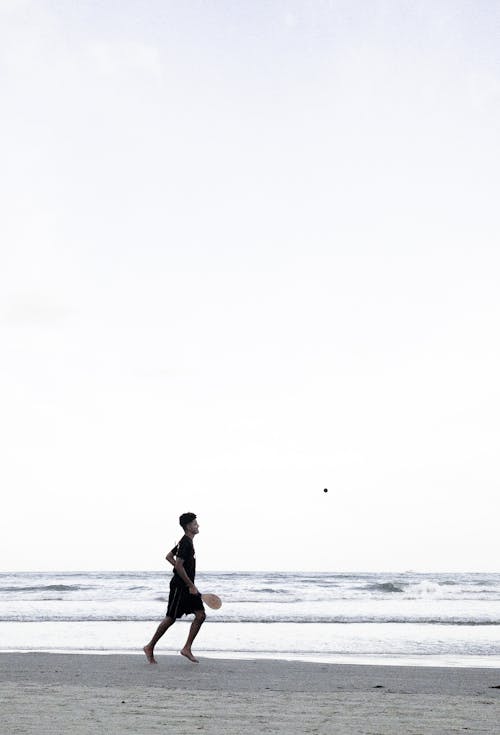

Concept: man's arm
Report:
left=165, top=550, right=176, bottom=566
left=166, top=544, right=179, bottom=567
left=174, top=557, right=199, bottom=595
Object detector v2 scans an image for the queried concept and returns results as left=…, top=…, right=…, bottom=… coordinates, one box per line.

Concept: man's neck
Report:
left=185, top=531, right=195, bottom=540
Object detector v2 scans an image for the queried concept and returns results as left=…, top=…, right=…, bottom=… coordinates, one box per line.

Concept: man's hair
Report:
left=179, top=512, right=197, bottom=530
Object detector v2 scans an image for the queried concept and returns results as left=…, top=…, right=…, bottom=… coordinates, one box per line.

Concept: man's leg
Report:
left=180, top=609, right=206, bottom=663
left=143, top=616, right=175, bottom=664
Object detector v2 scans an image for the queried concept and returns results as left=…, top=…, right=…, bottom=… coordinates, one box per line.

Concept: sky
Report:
left=1, top=0, right=499, bottom=573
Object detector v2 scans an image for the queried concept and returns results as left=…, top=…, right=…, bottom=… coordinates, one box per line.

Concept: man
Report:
left=143, top=512, right=206, bottom=664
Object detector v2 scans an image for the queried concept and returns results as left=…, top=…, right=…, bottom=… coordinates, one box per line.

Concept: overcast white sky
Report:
left=1, top=1, right=499, bottom=573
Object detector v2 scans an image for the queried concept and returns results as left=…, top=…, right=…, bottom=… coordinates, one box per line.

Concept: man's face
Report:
left=187, top=519, right=199, bottom=535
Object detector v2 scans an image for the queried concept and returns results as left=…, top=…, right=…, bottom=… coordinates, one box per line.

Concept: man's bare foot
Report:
left=180, top=647, right=199, bottom=663
left=143, top=645, right=157, bottom=664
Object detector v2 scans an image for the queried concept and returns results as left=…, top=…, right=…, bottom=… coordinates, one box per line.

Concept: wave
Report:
left=227, top=597, right=302, bottom=604
left=254, top=588, right=289, bottom=594
left=2, top=615, right=499, bottom=625
left=360, top=580, right=475, bottom=598
left=2, top=573, right=499, bottom=607
left=0, top=585, right=86, bottom=593
left=364, top=582, right=404, bottom=593
left=473, top=580, right=496, bottom=587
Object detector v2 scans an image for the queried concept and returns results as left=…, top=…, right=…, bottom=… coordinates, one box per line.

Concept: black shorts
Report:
left=166, top=579, right=205, bottom=619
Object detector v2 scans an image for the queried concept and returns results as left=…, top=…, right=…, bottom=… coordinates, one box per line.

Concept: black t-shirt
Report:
left=172, top=535, right=196, bottom=586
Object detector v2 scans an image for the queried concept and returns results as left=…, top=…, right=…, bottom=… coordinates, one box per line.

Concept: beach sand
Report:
left=1, top=653, right=499, bottom=734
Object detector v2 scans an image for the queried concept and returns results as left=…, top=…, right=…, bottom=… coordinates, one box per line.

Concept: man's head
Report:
left=179, top=512, right=198, bottom=535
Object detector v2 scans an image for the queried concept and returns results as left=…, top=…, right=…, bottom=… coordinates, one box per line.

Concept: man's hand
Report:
left=188, top=584, right=199, bottom=595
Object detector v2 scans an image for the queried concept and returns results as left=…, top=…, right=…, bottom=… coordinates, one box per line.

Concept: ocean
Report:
left=1, top=570, right=499, bottom=667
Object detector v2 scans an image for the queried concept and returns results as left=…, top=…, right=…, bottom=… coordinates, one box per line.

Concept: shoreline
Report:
left=1, top=653, right=499, bottom=734
left=1, top=648, right=500, bottom=669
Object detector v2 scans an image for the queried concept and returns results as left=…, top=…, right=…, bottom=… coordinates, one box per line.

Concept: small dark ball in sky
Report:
left=323, top=488, right=328, bottom=493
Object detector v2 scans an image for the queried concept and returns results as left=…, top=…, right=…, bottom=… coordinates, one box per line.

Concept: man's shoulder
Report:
left=178, top=535, right=194, bottom=552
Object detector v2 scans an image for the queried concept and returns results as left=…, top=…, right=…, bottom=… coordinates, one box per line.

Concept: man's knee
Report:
left=196, top=610, right=206, bottom=623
